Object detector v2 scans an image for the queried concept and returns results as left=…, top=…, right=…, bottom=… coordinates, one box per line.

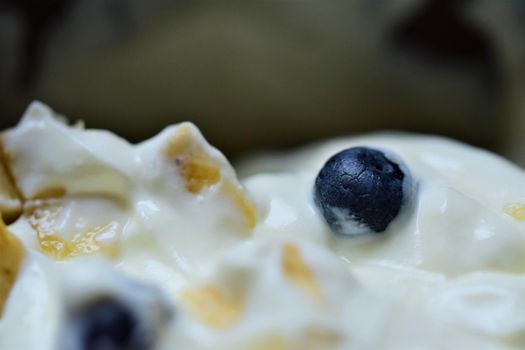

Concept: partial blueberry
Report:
left=314, top=147, right=411, bottom=236
left=72, top=297, right=153, bottom=350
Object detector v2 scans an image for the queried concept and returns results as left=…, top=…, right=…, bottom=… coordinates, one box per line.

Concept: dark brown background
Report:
left=1, top=0, right=524, bottom=165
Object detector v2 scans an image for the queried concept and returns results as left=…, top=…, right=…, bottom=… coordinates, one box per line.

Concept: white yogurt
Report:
left=0, top=102, right=524, bottom=350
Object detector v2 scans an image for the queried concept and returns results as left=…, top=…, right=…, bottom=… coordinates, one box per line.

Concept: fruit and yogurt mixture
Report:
left=0, top=102, right=524, bottom=350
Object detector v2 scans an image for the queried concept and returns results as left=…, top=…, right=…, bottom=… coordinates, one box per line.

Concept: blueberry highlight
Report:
left=314, top=147, right=409, bottom=236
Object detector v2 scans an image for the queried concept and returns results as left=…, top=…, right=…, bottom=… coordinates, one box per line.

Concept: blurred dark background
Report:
left=0, top=0, right=524, bottom=165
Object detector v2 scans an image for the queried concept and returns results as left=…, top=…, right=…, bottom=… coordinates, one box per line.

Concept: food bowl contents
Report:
left=0, top=102, right=524, bottom=350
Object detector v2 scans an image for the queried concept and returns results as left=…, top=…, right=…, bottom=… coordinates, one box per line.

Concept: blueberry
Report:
left=314, top=147, right=410, bottom=236
left=72, top=297, right=152, bottom=350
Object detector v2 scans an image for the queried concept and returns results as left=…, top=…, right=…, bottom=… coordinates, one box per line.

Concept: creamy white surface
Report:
left=0, top=102, right=524, bottom=350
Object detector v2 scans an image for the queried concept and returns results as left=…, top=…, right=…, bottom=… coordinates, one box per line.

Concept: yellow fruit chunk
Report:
left=165, top=123, right=257, bottom=230
left=0, top=215, right=24, bottom=316
left=164, top=123, right=197, bottom=158
left=31, top=186, right=66, bottom=200
left=181, top=284, right=245, bottom=329
left=504, top=203, right=525, bottom=222
left=35, top=226, right=119, bottom=260
left=281, top=243, right=322, bottom=304
left=0, top=136, right=22, bottom=223
left=165, top=123, right=222, bottom=194
left=180, top=158, right=221, bottom=194
left=223, top=181, right=258, bottom=231
left=25, top=201, right=118, bottom=260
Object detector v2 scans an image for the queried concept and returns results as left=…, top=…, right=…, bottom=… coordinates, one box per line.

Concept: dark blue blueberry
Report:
left=314, top=147, right=410, bottom=236
left=73, top=297, right=151, bottom=350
